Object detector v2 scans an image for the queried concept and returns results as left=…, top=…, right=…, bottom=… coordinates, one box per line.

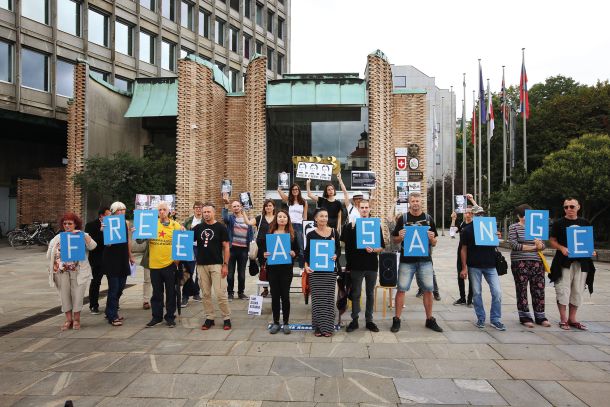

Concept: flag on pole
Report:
left=520, top=56, right=530, bottom=119
left=501, top=71, right=509, bottom=126
left=487, top=84, right=495, bottom=139
left=432, top=105, right=438, bottom=151
left=471, top=102, right=477, bottom=145
left=479, top=61, right=487, bottom=124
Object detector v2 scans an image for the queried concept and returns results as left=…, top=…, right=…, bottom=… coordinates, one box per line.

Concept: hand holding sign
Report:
left=567, top=226, right=594, bottom=258
left=403, top=226, right=430, bottom=257
left=172, top=231, right=194, bottom=261
left=266, top=233, right=292, bottom=265
left=524, top=210, right=549, bottom=240
left=356, top=218, right=381, bottom=249
left=310, top=239, right=335, bottom=272
left=103, top=215, right=127, bottom=244
left=133, top=210, right=158, bottom=239
left=473, top=217, right=499, bottom=246
left=60, top=232, right=86, bottom=262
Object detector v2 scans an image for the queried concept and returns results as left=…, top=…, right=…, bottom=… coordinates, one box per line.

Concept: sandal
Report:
left=568, top=321, right=588, bottom=331
left=72, top=320, right=81, bottom=330
left=61, top=321, right=73, bottom=331
left=111, top=319, right=123, bottom=327
left=521, top=321, right=534, bottom=328
left=322, top=332, right=333, bottom=337
left=314, top=329, right=322, bottom=337
left=261, top=289, right=269, bottom=298
left=559, top=321, right=571, bottom=330
left=537, top=320, right=551, bottom=327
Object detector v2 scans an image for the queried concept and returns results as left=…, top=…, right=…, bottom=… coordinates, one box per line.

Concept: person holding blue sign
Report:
left=549, top=198, right=596, bottom=331
left=146, top=201, right=182, bottom=328
left=84, top=206, right=110, bottom=315
left=391, top=192, right=443, bottom=333
left=340, top=200, right=384, bottom=333
left=180, top=201, right=204, bottom=307
left=261, top=210, right=300, bottom=334
left=508, top=204, right=550, bottom=328
left=47, top=213, right=97, bottom=331
left=304, top=208, right=341, bottom=337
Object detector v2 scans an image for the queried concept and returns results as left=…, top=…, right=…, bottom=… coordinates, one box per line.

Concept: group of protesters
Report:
left=48, top=173, right=596, bottom=336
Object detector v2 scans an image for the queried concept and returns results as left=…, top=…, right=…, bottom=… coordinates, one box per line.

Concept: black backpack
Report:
left=495, top=249, right=508, bottom=276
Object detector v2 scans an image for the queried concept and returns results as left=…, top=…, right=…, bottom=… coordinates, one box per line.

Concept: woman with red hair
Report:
left=47, top=212, right=97, bottom=330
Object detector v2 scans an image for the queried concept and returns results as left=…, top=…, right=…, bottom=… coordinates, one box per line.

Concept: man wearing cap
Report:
left=337, top=173, right=365, bottom=224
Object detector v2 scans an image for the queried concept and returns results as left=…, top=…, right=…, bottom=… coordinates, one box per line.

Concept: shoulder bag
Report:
left=495, top=249, right=508, bottom=276
left=248, top=216, right=264, bottom=260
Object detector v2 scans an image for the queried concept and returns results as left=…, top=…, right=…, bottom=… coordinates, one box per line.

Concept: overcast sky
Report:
left=290, top=0, right=609, bottom=114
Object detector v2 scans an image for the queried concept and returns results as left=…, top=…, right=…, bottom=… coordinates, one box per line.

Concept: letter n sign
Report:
left=473, top=217, right=499, bottom=246
left=172, top=231, right=194, bottom=261
left=567, top=226, right=594, bottom=258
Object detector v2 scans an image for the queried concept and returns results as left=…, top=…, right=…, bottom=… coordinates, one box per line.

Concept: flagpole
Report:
left=486, top=78, right=491, bottom=211
left=477, top=60, right=483, bottom=203
left=441, top=96, right=445, bottom=236
left=472, top=90, right=477, bottom=199
left=522, top=48, right=528, bottom=172
left=462, top=74, right=467, bottom=196
left=450, top=86, right=455, bottom=212
left=433, top=104, right=437, bottom=226
left=502, top=66, right=507, bottom=184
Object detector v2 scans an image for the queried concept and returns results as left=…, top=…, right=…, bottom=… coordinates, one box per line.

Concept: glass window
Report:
left=230, top=0, right=239, bottom=11
left=90, top=69, right=109, bottom=82
left=255, top=40, right=263, bottom=55
left=255, top=2, right=263, bottom=26
left=0, top=0, right=12, bottom=11
left=57, top=0, right=80, bottom=36
left=88, top=8, right=109, bottom=47
left=393, top=76, right=406, bottom=88
left=229, top=26, right=239, bottom=53
left=215, top=18, right=225, bottom=46
left=56, top=59, right=74, bottom=97
left=198, top=9, right=210, bottom=38
left=216, top=62, right=225, bottom=72
left=22, top=0, right=48, bottom=24
left=229, top=68, right=239, bottom=92
left=140, top=0, right=155, bottom=10
left=278, top=17, right=284, bottom=40
left=267, top=108, right=369, bottom=189
left=21, top=48, right=48, bottom=91
left=162, top=0, right=175, bottom=21
left=266, top=47, right=273, bottom=70
left=198, top=53, right=211, bottom=62
left=243, top=34, right=251, bottom=59
left=114, top=76, right=133, bottom=92
left=115, top=20, right=133, bottom=56
left=139, top=31, right=155, bottom=64
left=277, top=53, right=283, bottom=75
left=161, top=39, right=176, bottom=71
left=181, top=1, right=194, bottom=30
left=244, top=0, right=251, bottom=18
left=0, top=40, right=12, bottom=83
left=180, top=47, right=193, bottom=58
left=267, top=10, right=274, bottom=34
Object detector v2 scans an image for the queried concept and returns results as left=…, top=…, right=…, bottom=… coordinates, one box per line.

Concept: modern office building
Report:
left=0, top=0, right=290, bottom=231
left=391, top=65, right=456, bottom=183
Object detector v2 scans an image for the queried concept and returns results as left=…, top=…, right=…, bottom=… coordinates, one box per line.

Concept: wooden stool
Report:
left=374, top=285, right=395, bottom=318
left=256, top=280, right=270, bottom=296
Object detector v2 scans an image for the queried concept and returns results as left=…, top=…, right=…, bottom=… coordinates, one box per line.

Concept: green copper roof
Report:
left=393, top=88, right=427, bottom=94
left=267, top=75, right=366, bottom=107
left=89, top=73, right=132, bottom=96
left=184, top=55, right=231, bottom=92
left=124, top=78, right=177, bottom=117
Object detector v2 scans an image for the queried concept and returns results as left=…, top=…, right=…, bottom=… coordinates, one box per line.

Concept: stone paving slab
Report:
left=413, top=359, right=511, bottom=380
left=556, top=344, right=610, bottom=362
left=342, top=358, right=419, bottom=379
left=427, top=343, right=502, bottom=359
left=119, top=373, right=226, bottom=398
left=526, top=380, right=588, bottom=407
left=214, top=376, right=315, bottom=402
left=103, top=353, right=189, bottom=374
left=489, top=379, right=552, bottom=406
left=313, top=377, right=400, bottom=403
left=393, top=378, right=505, bottom=405
left=558, top=381, right=610, bottom=407
left=9, top=395, right=104, bottom=407
left=489, top=343, right=574, bottom=360
left=269, top=357, right=343, bottom=377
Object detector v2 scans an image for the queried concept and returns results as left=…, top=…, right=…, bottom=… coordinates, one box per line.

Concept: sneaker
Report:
left=269, top=323, right=281, bottom=334
left=346, top=320, right=359, bottom=332
left=201, top=319, right=215, bottom=330
left=425, top=317, right=443, bottom=332
left=415, top=290, right=423, bottom=298
left=453, top=298, right=466, bottom=306
left=238, top=293, right=248, bottom=300
left=228, top=294, right=234, bottom=301
left=192, top=294, right=202, bottom=302
left=474, top=320, right=485, bottom=329
left=434, top=292, right=441, bottom=301
left=223, top=319, right=232, bottom=330
left=390, top=316, right=401, bottom=333
left=491, top=321, right=506, bottom=331
left=283, top=324, right=291, bottom=335
left=143, top=302, right=151, bottom=310
left=167, top=320, right=176, bottom=328
left=89, top=307, right=100, bottom=315
left=146, top=319, right=163, bottom=328
left=181, top=298, right=189, bottom=307
left=366, top=321, right=380, bottom=332
left=467, top=302, right=473, bottom=308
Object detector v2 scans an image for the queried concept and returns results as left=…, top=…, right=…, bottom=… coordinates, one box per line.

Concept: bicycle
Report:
left=9, top=222, right=57, bottom=249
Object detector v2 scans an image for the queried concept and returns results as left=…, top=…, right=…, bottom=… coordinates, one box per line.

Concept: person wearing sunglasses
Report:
left=549, top=198, right=596, bottom=331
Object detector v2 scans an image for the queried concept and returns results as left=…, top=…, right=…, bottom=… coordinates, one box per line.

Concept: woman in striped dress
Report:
left=508, top=204, right=550, bottom=328
left=304, top=208, right=340, bottom=337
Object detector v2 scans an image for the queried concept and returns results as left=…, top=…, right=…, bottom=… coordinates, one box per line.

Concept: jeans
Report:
left=105, top=275, right=127, bottom=322
left=182, top=261, right=200, bottom=299
left=350, top=269, right=377, bottom=322
left=150, top=264, right=178, bottom=322
left=469, top=267, right=502, bottom=323
left=88, top=264, right=105, bottom=310
left=292, top=223, right=305, bottom=268
left=417, top=270, right=439, bottom=294
left=398, top=261, right=434, bottom=292
left=228, top=246, right=248, bottom=295
left=267, top=265, right=293, bottom=324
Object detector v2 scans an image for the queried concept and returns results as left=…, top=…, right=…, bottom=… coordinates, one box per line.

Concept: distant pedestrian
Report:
left=84, top=206, right=110, bottom=314
left=255, top=199, right=277, bottom=298
left=278, top=183, right=308, bottom=270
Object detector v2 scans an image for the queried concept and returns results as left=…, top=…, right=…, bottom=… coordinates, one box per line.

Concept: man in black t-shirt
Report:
left=391, top=192, right=443, bottom=333
left=193, top=203, right=232, bottom=331
left=84, top=207, right=111, bottom=314
left=549, top=198, right=596, bottom=331
left=341, top=200, right=385, bottom=333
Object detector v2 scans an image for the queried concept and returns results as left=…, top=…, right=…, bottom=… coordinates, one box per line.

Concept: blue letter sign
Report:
left=266, top=233, right=292, bottom=265
left=172, top=231, right=194, bottom=261
left=103, top=214, right=127, bottom=244
left=310, top=239, right=335, bottom=272
left=524, top=210, right=549, bottom=240
left=403, top=226, right=429, bottom=257
left=567, top=226, right=594, bottom=258
left=60, top=232, right=86, bottom=262
left=473, top=217, right=499, bottom=246
left=356, top=218, right=381, bottom=249
left=133, top=209, right=158, bottom=239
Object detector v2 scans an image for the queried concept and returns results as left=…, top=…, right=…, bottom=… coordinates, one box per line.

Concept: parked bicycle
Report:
left=8, top=222, right=57, bottom=249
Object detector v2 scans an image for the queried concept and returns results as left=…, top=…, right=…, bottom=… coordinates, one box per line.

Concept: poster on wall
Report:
left=395, top=171, right=409, bottom=182
left=351, top=171, right=376, bottom=189
left=295, top=162, right=333, bottom=181
left=408, top=182, right=421, bottom=192
left=135, top=194, right=176, bottom=211
left=395, top=181, right=409, bottom=203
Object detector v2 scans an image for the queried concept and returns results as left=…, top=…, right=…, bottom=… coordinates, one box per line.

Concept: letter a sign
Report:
left=396, top=156, right=407, bottom=171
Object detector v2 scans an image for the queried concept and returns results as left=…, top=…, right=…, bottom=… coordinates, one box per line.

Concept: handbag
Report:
left=259, top=260, right=268, bottom=281
left=495, top=249, right=508, bottom=276
left=248, top=259, right=259, bottom=276
left=249, top=216, right=264, bottom=260
left=538, top=251, right=551, bottom=273
left=301, top=270, right=310, bottom=304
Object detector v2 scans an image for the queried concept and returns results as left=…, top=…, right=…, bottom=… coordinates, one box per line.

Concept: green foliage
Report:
left=74, top=148, right=176, bottom=213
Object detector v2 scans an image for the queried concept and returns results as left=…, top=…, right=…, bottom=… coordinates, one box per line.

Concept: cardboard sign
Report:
left=278, top=172, right=291, bottom=189
left=296, top=161, right=333, bottom=181
left=172, top=231, right=194, bottom=261
left=356, top=218, right=381, bottom=249
left=266, top=233, right=292, bottom=265
left=524, top=210, right=549, bottom=240
left=567, top=226, right=594, bottom=258
left=396, top=156, right=407, bottom=170
left=403, top=226, right=430, bottom=257
left=135, top=194, right=176, bottom=211
left=310, top=239, right=335, bottom=272
left=454, top=195, right=467, bottom=213
left=133, top=209, right=159, bottom=239
left=103, top=215, right=127, bottom=244
left=351, top=171, right=376, bottom=189
left=473, top=217, right=499, bottom=246
left=59, top=232, right=86, bottom=262
left=247, top=295, right=263, bottom=315
left=303, top=221, right=315, bottom=249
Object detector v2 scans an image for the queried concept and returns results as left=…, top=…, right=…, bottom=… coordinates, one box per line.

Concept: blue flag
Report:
left=356, top=218, right=381, bottom=249
left=567, top=226, right=594, bottom=258
left=103, top=214, right=127, bottom=244
left=133, top=210, right=158, bottom=239
left=524, top=210, right=549, bottom=240
left=266, top=233, right=292, bottom=265
left=59, top=232, right=86, bottom=262
left=403, top=226, right=429, bottom=257
left=310, top=239, right=335, bottom=272
left=172, top=231, right=194, bottom=261
left=473, top=217, right=499, bottom=246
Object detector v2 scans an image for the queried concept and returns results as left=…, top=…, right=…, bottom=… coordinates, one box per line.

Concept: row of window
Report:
left=0, top=40, right=133, bottom=96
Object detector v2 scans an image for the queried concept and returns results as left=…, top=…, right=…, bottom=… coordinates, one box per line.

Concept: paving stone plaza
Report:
left=1, top=236, right=609, bottom=406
